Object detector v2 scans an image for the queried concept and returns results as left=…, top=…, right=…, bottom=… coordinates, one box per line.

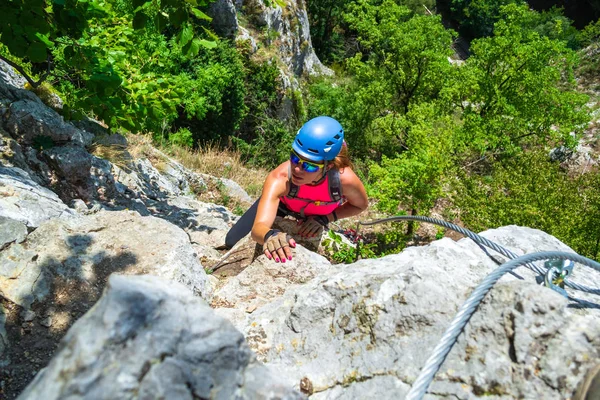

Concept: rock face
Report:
left=242, top=0, right=332, bottom=77
left=4, top=99, right=93, bottom=147
left=17, top=275, right=304, bottom=400
left=206, top=0, right=333, bottom=108
left=0, top=166, right=75, bottom=227
left=0, top=210, right=212, bottom=309
left=226, top=227, right=600, bottom=399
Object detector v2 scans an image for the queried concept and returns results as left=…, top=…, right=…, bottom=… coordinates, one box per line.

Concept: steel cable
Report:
left=356, top=215, right=600, bottom=296
left=405, top=251, right=600, bottom=400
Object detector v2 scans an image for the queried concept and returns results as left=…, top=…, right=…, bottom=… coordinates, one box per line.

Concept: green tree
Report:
left=369, top=103, right=456, bottom=233
left=306, top=0, right=349, bottom=65
left=306, top=0, right=436, bottom=65
left=1, top=0, right=216, bottom=132
left=452, top=150, right=600, bottom=259
left=449, top=0, right=523, bottom=38
left=454, top=3, right=589, bottom=157
left=340, top=0, right=455, bottom=158
left=171, top=41, right=247, bottom=144
left=345, top=0, right=455, bottom=114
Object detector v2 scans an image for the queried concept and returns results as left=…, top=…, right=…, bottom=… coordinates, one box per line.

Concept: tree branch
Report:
left=0, top=54, right=50, bottom=88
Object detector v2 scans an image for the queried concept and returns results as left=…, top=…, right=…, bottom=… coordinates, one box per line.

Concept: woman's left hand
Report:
left=297, top=215, right=329, bottom=238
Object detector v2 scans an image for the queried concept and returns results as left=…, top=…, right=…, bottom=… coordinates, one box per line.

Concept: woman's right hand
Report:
left=263, top=230, right=296, bottom=263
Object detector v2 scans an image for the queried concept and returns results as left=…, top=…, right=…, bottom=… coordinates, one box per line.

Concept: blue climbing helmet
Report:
left=292, top=116, right=344, bottom=162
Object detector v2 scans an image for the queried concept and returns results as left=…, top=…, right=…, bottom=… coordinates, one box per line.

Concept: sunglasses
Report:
left=290, top=151, right=325, bottom=173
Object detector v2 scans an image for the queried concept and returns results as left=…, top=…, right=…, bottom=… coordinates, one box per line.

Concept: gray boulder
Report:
left=0, top=216, right=28, bottom=250
left=93, top=133, right=128, bottom=147
left=41, top=145, right=122, bottom=203
left=213, top=244, right=333, bottom=314
left=0, top=59, right=27, bottom=89
left=44, top=145, right=93, bottom=182
left=199, top=173, right=253, bottom=204
left=145, top=195, right=234, bottom=248
left=0, top=210, right=212, bottom=309
left=221, top=227, right=600, bottom=398
left=0, top=303, right=7, bottom=367
left=4, top=99, right=93, bottom=147
left=0, top=166, right=75, bottom=227
left=116, top=156, right=192, bottom=200
left=17, top=274, right=304, bottom=400
left=209, top=0, right=239, bottom=38
left=1, top=127, right=30, bottom=172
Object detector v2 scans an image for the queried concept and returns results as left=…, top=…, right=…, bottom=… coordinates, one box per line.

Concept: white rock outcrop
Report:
left=17, top=275, right=304, bottom=400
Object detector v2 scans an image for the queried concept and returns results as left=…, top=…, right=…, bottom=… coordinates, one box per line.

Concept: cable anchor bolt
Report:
left=543, top=259, right=574, bottom=298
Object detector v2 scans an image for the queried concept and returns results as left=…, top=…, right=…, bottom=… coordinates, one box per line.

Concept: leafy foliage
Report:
left=368, top=103, right=456, bottom=216
left=345, top=0, right=455, bottom=115
left=306, top=0, right=598, bottom=257
left=170, top=41, right=247, bottom=143
left=321, top=230, right=377, bottom=263
left=453, top=4, right=589, bottom=156
left=306, top=0, right=436, bottom=65
left=452, top=150, right=600, bottom=259
left=449, top=0, right=523, bottom=38
left=0, top=0, right=105, bottom=66
left=308, top=0, right=456, bottom=160
left=1, top=0, right=217, bottom=133
left=232, top=53, right=297, bottom=169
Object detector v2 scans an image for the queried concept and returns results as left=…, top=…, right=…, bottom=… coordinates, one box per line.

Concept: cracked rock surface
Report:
left=0, top=210, right=212, bottom=309
left=228, top=228, right=600, bottom=399
left=17, top=275, right=304, bottom=400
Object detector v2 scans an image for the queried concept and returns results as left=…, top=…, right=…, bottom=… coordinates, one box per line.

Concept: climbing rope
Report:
left=405, top=251, right=600, bottom=400
left=355, top=215, right=600, bottom=296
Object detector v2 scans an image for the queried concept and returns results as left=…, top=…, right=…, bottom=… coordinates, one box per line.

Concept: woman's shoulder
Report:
left=269, top=161, right=291, bottom=181
left=262, top=161, right=291, bottom=198
left=337, top=166, right=360, bottom=185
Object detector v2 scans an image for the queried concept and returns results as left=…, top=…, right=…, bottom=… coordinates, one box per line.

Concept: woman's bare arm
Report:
left=251, top=163, right=289, bottom=245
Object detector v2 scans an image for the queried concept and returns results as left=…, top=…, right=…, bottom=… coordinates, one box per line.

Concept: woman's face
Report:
left=290, top=152, right=326, bottom=185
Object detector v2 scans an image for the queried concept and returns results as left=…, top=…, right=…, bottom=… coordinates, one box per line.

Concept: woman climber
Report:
left=224, top=116, right=368, bottom=262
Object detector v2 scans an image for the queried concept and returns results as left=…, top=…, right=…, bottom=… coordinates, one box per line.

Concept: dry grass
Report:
left=165, top=142, right=268, bottom=198
left=126, top=134, right=268, bottom=198
left=126, top=134, right=159, bottom=160
left=89, top=143, right=133, bottom=171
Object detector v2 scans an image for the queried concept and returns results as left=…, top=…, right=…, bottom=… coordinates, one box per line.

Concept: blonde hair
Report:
left=331, top=143, right=353, bottom=170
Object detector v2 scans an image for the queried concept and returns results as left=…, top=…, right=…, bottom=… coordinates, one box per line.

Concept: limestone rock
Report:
left=17, top=275, right=304, bottom=400
left=0, top=59, right=27, bottom=89
left=4, top=99, right=93, bottom=147
left=92, top=133, right=128, bottom=148
left=0, top=210, right=212, bottom=308
left=0, top=166, right=75, bottom=228
left=43, top=145, right=93, bottom=186
left=212, top=244, right=333, bottom=313
left=0, top=127, right=30, bottom=172
left=144, top=195, right=234, bottom=248
left=0, top=304, right=7, bottom=367
left=199, top=173, right=253, bottom=204
left=0, top=216, right=28, bottom=250
left=209, top=0, right=239, bottom=38
left=223, top=227, right=600, bottom=398
left=258, top=0, right=331, bottom=77
left=237, top=27, right=258, bottom=52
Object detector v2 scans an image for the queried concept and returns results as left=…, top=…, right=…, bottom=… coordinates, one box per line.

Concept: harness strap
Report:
left=328, top=168, right=342, bottom=202
left=287, top=164, right=299, bottom=198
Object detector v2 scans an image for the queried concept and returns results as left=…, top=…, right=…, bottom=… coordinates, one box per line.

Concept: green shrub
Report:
left=452, top=150, right=600, bottom=259
left=169, top=128, right=194, bottom=148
